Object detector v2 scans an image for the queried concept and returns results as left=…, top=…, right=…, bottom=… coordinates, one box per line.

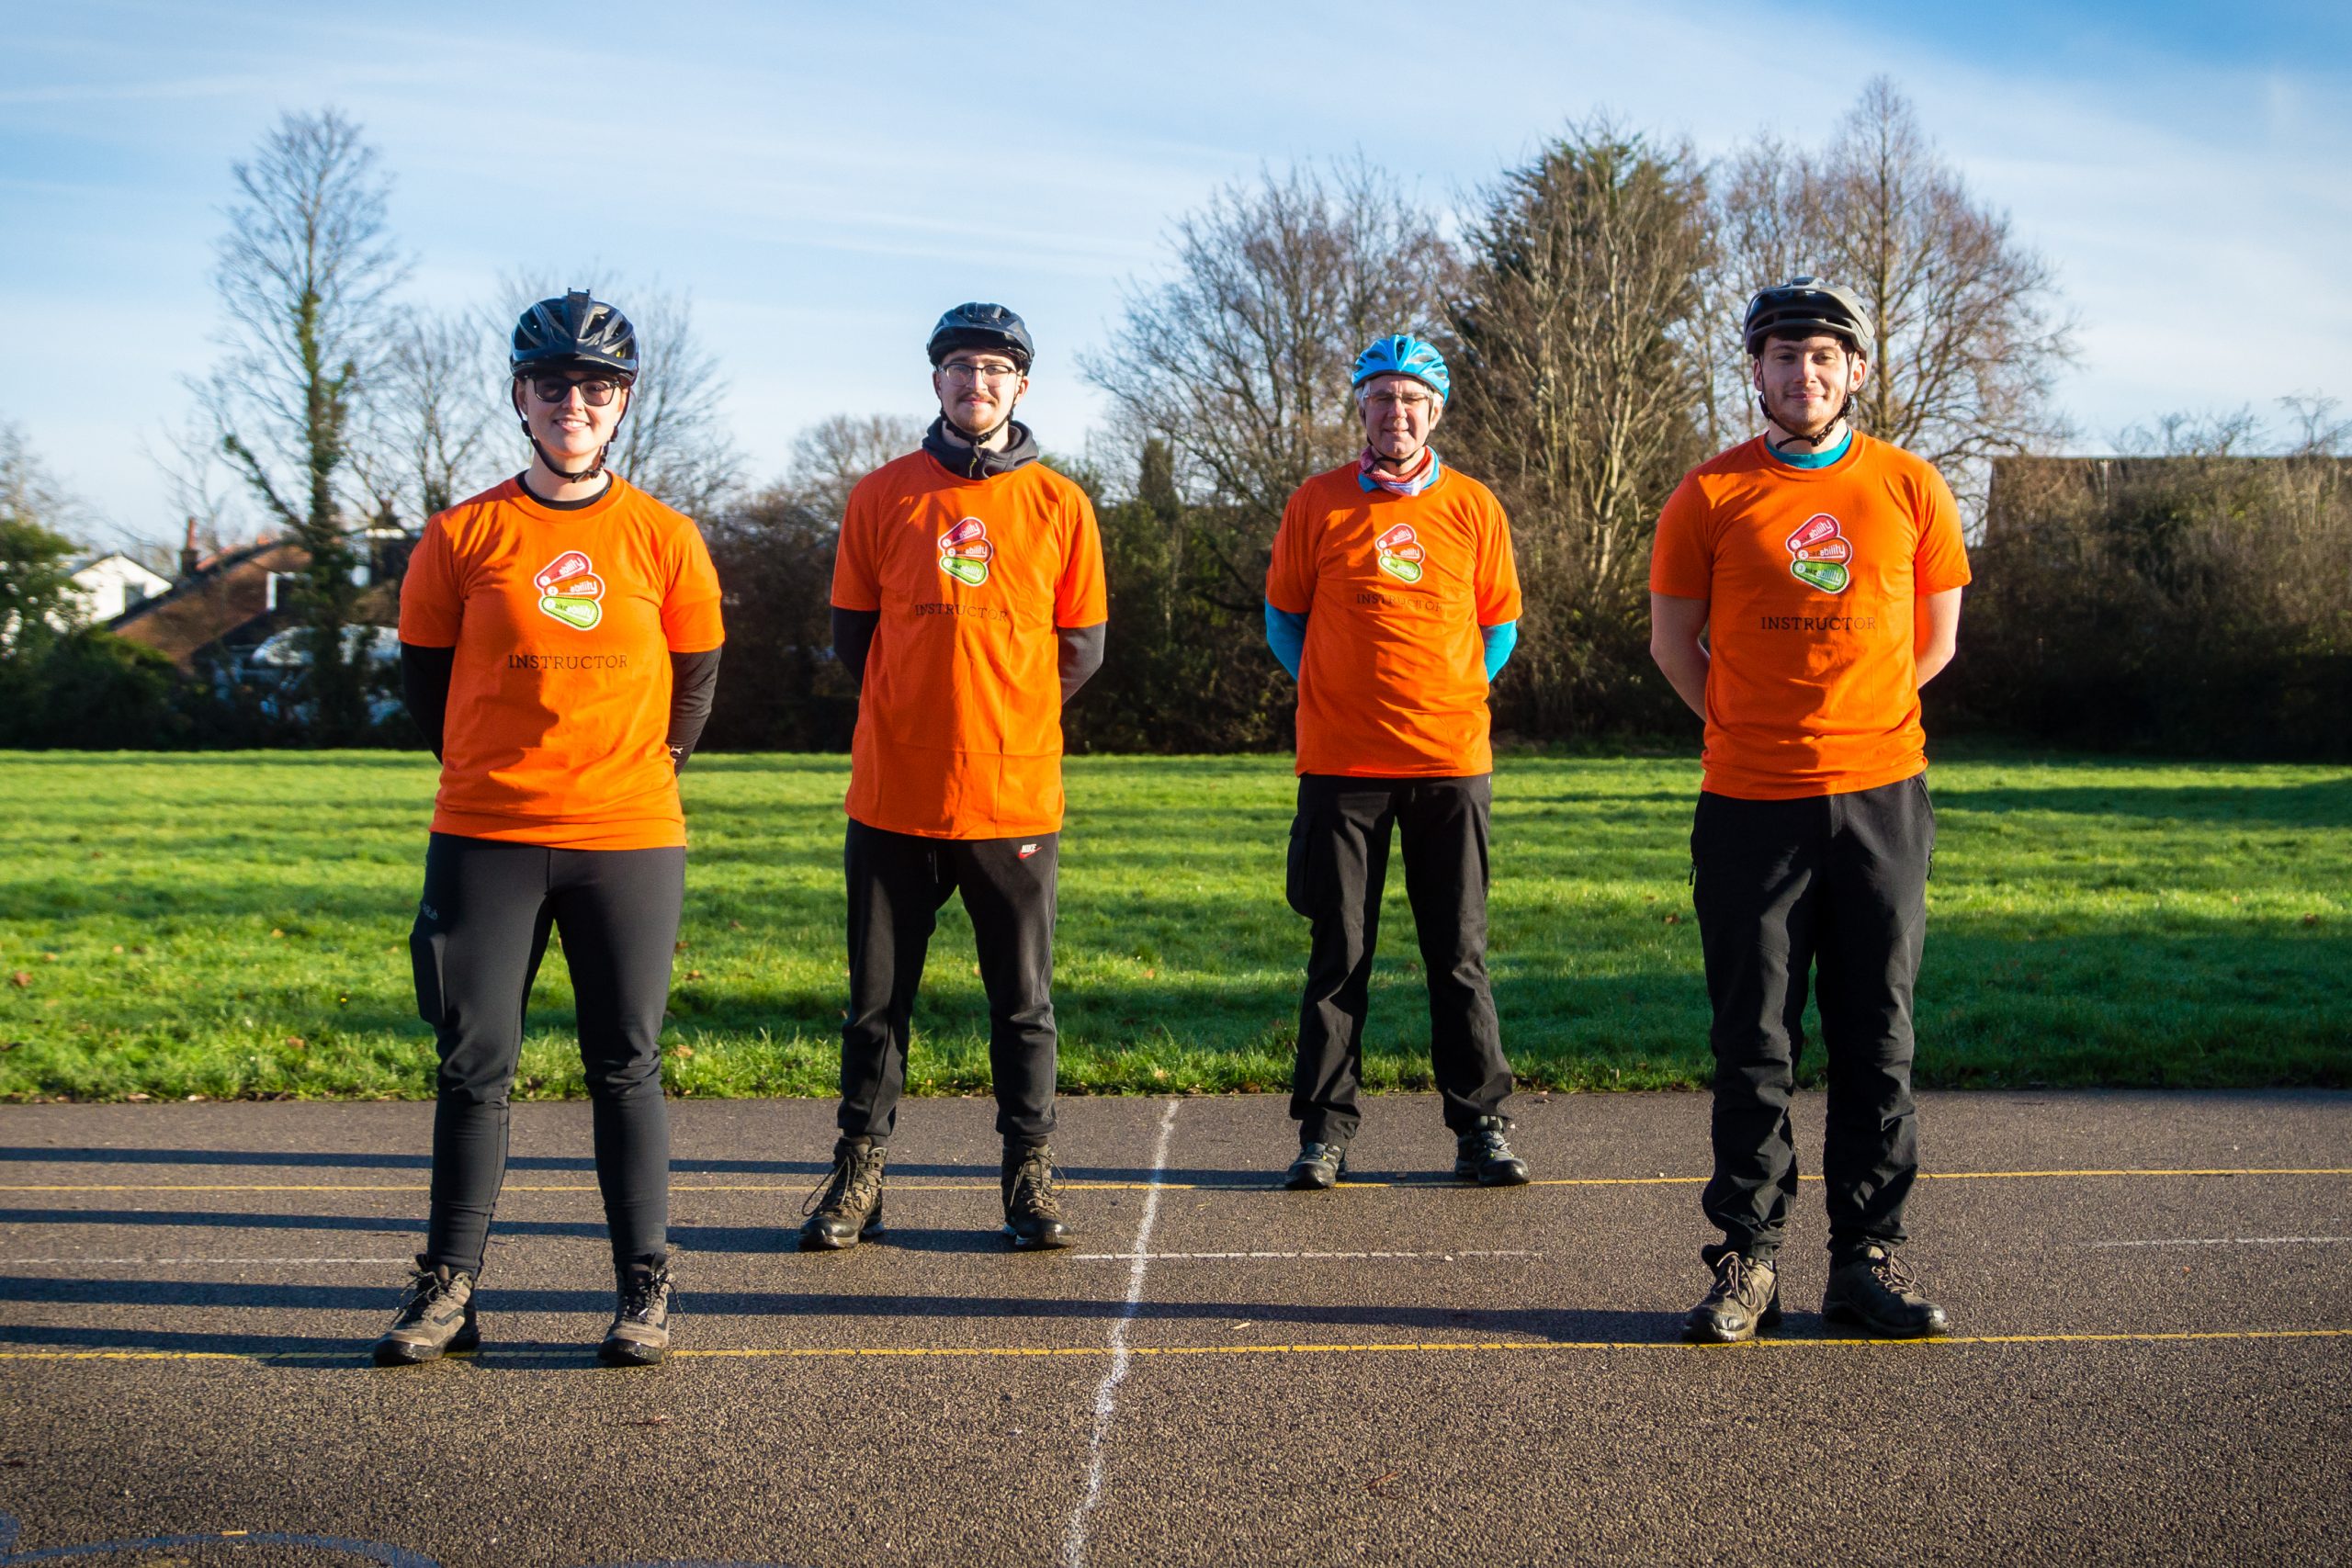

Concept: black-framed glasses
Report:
left=938, top=360, right=1022, bottom=384
left=527, top=374, right=625, bottom=407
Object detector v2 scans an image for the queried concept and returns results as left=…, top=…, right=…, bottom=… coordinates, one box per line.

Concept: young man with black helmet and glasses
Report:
left=379, top=290, right=725, bottom=1368
left=1648, top=277, right=1969, bottom=1343
left=799, top=303, right=1108, bottom=1253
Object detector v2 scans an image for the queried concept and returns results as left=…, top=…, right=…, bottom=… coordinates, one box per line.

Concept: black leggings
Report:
left=408, top=833, right=684, bottom=1276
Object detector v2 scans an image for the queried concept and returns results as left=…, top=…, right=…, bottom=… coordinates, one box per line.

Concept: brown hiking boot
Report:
left=1824, top=1246, right=1951, bottom=1337
left=798, top=1138, right=888, bottom=1251
left=598, top=1257, right=676, bottom=1367
left=1685, top=1253, right=1781, bottom=1344
left=1002, top=1144, right=1074, bottom=1250
left=372, top=1257, right=480, bottom=1366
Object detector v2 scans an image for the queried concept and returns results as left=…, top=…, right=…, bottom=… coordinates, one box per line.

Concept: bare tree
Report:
left=500, top=273, right=745, bottom=518
left=1084, top=159, right=1451, bottom=547
left=358, top=305, right=501, bottom=525
left=789, top=412, right=927, bottom=525
left=1442, top=121, right=1715, bottom=734
left=1715, top=79, right=2076, bottom=502
left=197, top=107, right=410, bottom=738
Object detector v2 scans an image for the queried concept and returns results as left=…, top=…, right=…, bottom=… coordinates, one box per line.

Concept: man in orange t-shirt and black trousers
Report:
left=1650, top=278, right=1970, bottom=1343
left=801, top=303, right=1108, bottom=1253
left=1264, top=334, right=1532, bottom=1191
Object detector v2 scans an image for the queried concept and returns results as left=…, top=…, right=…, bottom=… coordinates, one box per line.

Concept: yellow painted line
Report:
left=2, top=1168, right=2347, bottom=1194
left=3, top=1327, right=2347, bottom=1364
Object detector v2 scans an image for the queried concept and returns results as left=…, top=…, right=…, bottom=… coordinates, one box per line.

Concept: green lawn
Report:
left=1, top=750, right=2346, bottom=1101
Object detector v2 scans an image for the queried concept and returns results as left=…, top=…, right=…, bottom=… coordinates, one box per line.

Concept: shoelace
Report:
left=1008, top=1155, right=1063, bottom=1215
left=618, top=1267, right=673, bottom=1325
left=802, top=1152, right=883, bottom=1218
left=1717, top=1255, right=1766, bottom=1302
left=1869, top=1251, right=1919, bottom=1294
left=400, top=1267, right=455, bottom=1306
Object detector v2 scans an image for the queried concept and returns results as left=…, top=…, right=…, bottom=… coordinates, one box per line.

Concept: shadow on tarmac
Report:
left=0, top=1273, right=1725, bottom=1355
left=0, top=1146, right=1311, bottom=1186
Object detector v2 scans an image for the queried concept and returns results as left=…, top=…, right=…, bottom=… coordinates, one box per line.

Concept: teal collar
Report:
left=1765, top=429, right=1852, bottom=469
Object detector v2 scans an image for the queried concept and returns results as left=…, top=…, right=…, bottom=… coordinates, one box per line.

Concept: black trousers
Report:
left=1690, top=774, right=1935, bottom=1267
left=840, top=818, right=1059, bottom=1145
left=1286, top=773, right=1514, bottom=1143
left=409, top=833, right=683, bottom=1276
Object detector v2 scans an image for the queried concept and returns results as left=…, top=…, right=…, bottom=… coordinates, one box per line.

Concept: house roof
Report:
left=109, top=538, right=309, bottom=670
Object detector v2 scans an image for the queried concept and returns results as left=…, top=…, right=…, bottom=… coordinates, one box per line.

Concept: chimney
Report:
left=179, top=517, right=201, bottom=579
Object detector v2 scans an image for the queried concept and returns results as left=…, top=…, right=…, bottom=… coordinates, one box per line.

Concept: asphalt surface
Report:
left=1, top=1090, right=2347, bottom=1567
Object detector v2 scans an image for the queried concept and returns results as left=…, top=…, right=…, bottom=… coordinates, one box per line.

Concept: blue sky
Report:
left=6, top=0, right=2348, bottom=543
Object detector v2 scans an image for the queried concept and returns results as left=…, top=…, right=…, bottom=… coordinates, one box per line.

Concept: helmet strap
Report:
left=1759, top=349, right=1858, bottom=455
left=523, top=420, right=609, bottom=484
left=944, top=386, right=1022, bottom=451
left=514, top=379, right=626, bottom=489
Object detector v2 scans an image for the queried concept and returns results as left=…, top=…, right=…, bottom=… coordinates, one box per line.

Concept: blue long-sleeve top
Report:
left=1264, top=601, right=1516, bottom=681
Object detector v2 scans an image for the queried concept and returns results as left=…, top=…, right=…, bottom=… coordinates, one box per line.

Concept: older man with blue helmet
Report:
left=1262, top=333, right=1530, bottom=1191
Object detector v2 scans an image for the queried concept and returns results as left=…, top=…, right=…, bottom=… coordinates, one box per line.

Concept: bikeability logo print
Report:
left=1784, top=514, right=1852, bottom=593
left=938, top=516, right=994, bottom=587
left=1374, top=522, right=1425, bottom=584
left=534, top=549, right=605, bottom=629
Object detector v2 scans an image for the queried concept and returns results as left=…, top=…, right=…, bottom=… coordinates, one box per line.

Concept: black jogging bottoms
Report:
left=409, top=832, right=684, bottom=1276
left=839, top=818, right=1060, bottom=1145
left=1690, top=773, right=1935, bottom=1268
left=1284, top=772, right=1514, bottom=1144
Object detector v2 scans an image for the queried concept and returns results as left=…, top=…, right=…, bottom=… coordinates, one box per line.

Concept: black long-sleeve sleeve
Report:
left=831, top=606, right=880, bottom=685
left=666, top=647, right=722, bottom=771
left=400, top=642, right=456, bottom=760
left=1058, top=622, right=1106, bottom=704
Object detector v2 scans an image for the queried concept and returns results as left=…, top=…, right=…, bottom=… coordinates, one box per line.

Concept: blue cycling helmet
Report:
left=1351, top=334, right=1450, bottom=402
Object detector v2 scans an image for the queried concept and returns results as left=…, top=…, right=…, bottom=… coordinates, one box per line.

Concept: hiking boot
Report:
left=1001, top=1144, right=1074, bottom=1250
left=798, top=1137, right=888, bottom=1251
left=1454, top=1115, right=1531, bottom=1186
left=1284, top=1140, right=1349, bottom=1190
left=1685, top=1253, right=1781, bottom=1344
left=1824, top=1245, right=1951, bottom=1337
left=599, top=1257, right=676, bottom=1367
left=372, top=1257, right=479, bottom=1366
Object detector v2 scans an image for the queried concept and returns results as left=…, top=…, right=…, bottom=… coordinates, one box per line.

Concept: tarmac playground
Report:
left=1, top=1089, right=2347, bottom=1566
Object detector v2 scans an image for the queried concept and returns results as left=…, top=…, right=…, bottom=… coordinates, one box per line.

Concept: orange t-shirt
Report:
left=831, top=451, right=1107, bottom=840
left=1264, top=461, right=1523, bottom=778
left=1648, top=434, right=1972, bottom=800
left=398, top=475, right=725, bottom=849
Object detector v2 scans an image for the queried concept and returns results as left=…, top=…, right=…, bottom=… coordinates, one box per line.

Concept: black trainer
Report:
left=799, top=1137, right=888, bottom=1251
left=372, top=1257, right=480, bottom=1366
left=1284, top=1140, right=1349, bottom=1190
left=599, top=1257, right=676, bottom=1367
left=1002, top=1144, right=1074, bottom=1250
left=1685, top=1253, right=1781, bottom=1343
left=1453, top=1115, right=1531, bottom=1186
left=1823, top=1245, right=1951, bottom=1337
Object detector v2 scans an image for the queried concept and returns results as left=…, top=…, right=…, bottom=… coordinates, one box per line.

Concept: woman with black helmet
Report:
left=375, top=288, right=725, bottom=1368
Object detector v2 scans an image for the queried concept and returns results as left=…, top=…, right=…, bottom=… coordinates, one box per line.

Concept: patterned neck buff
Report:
left=1359, top=445, right=1442, bottom=497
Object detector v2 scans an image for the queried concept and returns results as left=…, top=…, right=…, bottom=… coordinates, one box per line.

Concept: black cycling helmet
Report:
left=1742, top=276, right=1873, bottom=358
left=927, top=302, right=1034, bottom=371
left=512, top=289, right=639, bottom=379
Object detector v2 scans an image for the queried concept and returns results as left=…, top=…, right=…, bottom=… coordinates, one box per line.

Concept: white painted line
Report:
left=2087, top=1236, right=2352, bottom=1249
left=1071, top=1249, right=1542, bottom=1262
left=0, top=1257, right=408, bottom=1266
left=1063, top=1099, right=1180, bottom=1568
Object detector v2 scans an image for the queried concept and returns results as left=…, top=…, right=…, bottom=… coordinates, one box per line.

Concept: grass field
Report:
left=0, top=750, right=2346, bottom=1101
